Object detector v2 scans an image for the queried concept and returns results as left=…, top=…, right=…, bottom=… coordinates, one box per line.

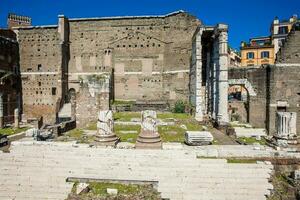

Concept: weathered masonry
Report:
left=0, top=29, right=21, bottom=127
left=227, top=23, right=300, bottom=136
left=15, top=16, right=69, bottom=124
left=14, top=11, right=201, bottom=125
left=190, top=24, right=229, bottom=126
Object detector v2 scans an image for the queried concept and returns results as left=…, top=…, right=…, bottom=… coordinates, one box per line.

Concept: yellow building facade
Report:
left=241, top=45, right=275, bottom=66
left=240, top=15, right=298, bottom=67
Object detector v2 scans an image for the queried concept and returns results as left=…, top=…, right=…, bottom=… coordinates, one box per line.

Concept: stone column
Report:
left=94, top=110, right=119, bottom=146
left=135, top=110, right=162, bottom=149
left=7, top=95, right=10, bottom=122
left=216, top=24, right=229, bottom=125
left=212, top=38, right=218, bottom=120
left=205, top=50, right=211, bottom=116
left=276, top=112, right=297, bottom=138
left=194, top=28, right=204, bottom=121
left=0, top=93, right=3, bottom=128
left=14, top=108, right=19, bottom=128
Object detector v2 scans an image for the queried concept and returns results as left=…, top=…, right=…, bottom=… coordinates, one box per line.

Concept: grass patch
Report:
left=212, top=140, right=219, bottom=145
left=89, top=182, right=142, bottom=195
left=67, top=129, right=84, bottom=138
left=227, top=158, right=257, bottom=164
left=114, top=124, right=140, bottom=143
left=268, top=172, right=296, bottom=200
left=158, top=125, right=185, bottom=143
left=0, top=127, right=30, bottom=136
left=185, top=121, right=203, bottom=131
left=86, top=122, right=97, bottom=130
left=68, top=182, right=161, bottom=200
left=112, top=100, right=135, bottom=106
left=236, top=137, right=267, bottom=145
left=113, top=112, right=140, bottom=122
left=157, top=112, right=191, bottom=120
left=197, top=156, right=218, bottom=159
left=111, top=112, right=204, bottom=143
left=62, top=129, right=95, bottom=143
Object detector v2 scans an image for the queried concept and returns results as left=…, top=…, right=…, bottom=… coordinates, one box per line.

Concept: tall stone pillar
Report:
left=212, top=38, right=218, bottom=120
left=14, top=108, right=19, bottom=128
left=0, top=93, right=3, bottom=128
left=216, top=24, right=229, bottom=125
left=205, top=50, right=211, bottom=116
left=194, top=28, right=204, bottom=121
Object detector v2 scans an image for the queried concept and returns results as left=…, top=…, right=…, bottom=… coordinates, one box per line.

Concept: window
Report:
left=38, top=82, right=41, bottom=86
left=247, top=52, right=255, bottom=59
left=52, top=87, right=56, bottom=95
left=37, top=64, right=42, bottom=71
left=261, top=51, right=270, bottom=58
left=278, top=26, right=288, bottom=35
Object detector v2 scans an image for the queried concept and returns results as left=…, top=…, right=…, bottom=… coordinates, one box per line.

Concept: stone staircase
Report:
left=0, top=141, right=274, bottom=200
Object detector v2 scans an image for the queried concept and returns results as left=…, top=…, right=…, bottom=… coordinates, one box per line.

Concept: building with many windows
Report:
left=271, top=14, right=298, bottom=57
left=240, top=36, right=275, bottom=66
left=240, top=14, right=298, bottom=67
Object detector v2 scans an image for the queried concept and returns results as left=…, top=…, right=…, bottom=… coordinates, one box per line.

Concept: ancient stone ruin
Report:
left=94, top=110, right=119, bottom=146
left=135, top=110, right=162, bottom=149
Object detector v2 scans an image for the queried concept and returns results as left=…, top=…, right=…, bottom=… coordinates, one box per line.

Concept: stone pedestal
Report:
left=94, top=110, right=119, bottom=146
left=135, top=110, right=162, bottom=149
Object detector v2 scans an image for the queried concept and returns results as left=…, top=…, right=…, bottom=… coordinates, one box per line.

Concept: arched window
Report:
left=247, top=52, right=255, bottom=59
left=261, top=51, right=269, bottom=58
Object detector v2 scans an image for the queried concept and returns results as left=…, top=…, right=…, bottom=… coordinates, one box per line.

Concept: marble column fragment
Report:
left=94, top=110, right=119, bottom=146
left=135, top=110, right=162, bottom=149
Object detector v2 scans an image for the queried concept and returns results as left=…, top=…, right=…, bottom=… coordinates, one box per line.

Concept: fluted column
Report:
left=212, top=37, right=218, bottom=120
left=216, top=24, right=229, bottom=125
left=194, top=28, right=204, bottom=121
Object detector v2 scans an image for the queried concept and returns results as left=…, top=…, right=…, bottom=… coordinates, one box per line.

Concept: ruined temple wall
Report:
left=0, top=30, right=20, bottom=125
left=228, top=67, right=269, bottom=129
left=16, top=27, right=64, bottom=123
left=229, top=64, right=300, bottom=136
left=269, top=65, right=300, bottom=135
left=276, top=31, right=300, bottom=64
left=67, top=12, right=200, bottom=103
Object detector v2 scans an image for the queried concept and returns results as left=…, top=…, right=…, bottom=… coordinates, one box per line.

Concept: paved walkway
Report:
left=0, top=141, right=274, bottom=200
left=210, top=128, right=237, bottom=145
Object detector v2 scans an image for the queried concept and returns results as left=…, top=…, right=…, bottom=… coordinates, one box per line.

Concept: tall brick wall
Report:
left=68, top=11, right=200, bottom=103
left=15, top=11, right=199, bottom=125
left=17, top=26, right=65, bottom=123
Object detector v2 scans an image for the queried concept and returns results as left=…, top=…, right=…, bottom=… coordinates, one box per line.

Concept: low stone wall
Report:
left=58, top=120, right=76, bottom=135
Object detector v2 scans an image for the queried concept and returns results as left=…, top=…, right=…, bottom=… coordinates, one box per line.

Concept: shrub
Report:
left=173, top=100, right=185, bottom=113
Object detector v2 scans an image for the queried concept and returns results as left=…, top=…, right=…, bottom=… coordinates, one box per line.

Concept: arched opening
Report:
left=228, top=85, right=250, bottom=123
